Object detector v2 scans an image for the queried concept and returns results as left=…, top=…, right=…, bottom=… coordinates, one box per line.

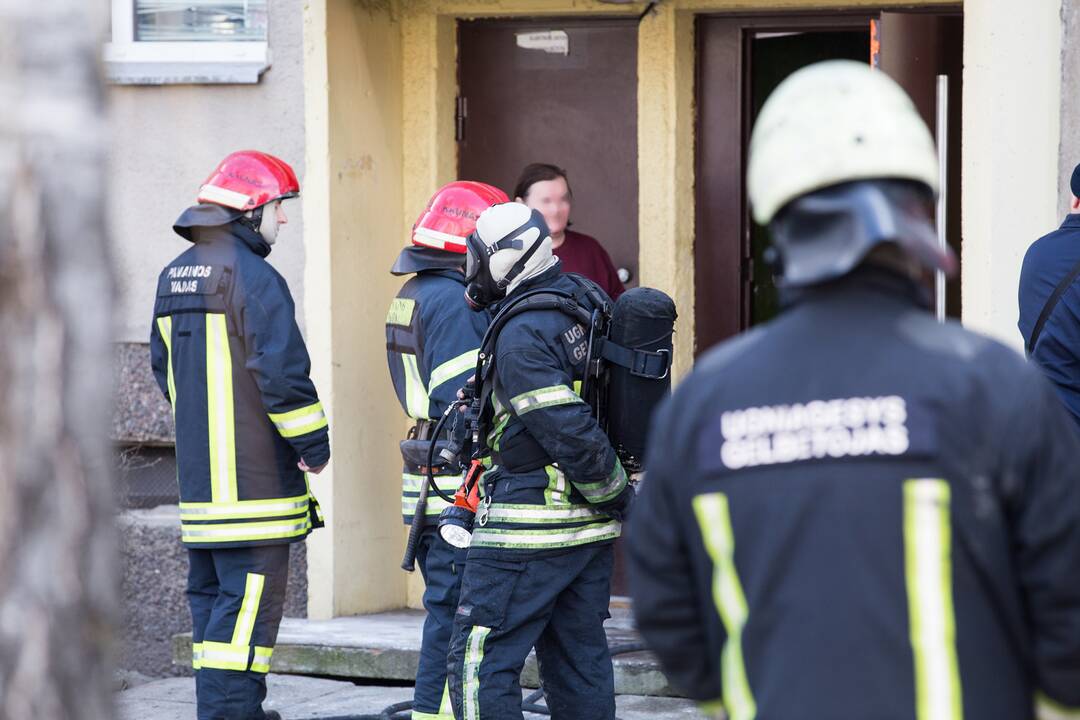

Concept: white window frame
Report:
left=103, top=0, right=271, bottom=85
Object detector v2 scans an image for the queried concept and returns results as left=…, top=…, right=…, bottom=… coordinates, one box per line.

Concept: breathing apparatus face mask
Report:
left=463, top=207, right=548, bottom=311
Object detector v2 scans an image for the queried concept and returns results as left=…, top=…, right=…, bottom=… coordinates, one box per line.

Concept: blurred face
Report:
left=518, top=177, right=571, bottom=239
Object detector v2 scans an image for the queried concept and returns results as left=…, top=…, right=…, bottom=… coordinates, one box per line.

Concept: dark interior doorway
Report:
left=696, top=10, right=963, bottom=355
left=457, top=18, right=639, bottom=288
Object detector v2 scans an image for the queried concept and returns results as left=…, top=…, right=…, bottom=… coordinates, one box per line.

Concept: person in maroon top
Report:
left=513, top=163, right=626, bottom=299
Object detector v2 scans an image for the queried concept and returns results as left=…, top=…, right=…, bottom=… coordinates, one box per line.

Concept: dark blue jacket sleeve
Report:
left=421, top=296, right=487, bottom=418
left=626, top=392, right=723, bottom=706
left=1006, top=370, right=1080, bottom=712
left=495, top=328, right=630, bottom=509
left=240, top=271, right=331, bottom=467
left=149, top=311, right=170, bottom=402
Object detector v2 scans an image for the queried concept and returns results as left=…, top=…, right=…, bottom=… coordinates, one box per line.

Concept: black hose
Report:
left=425, top=401, right=462, bottom=505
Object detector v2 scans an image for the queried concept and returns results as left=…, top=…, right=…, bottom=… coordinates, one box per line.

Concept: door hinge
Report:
left=455, top=96, right=468, bottom=142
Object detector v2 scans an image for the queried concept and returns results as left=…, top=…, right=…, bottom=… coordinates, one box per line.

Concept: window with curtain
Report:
left=134, top=1, right=268, bottom=42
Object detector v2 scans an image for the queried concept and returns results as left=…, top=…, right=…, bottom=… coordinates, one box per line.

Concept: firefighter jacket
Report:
left=385, top=269, right=489, bottom=525
left=150, top=221, right=329, bottom=550
left=626, top=267, right=1080, bottom=720
left=471, top=266, right=633, bottom=559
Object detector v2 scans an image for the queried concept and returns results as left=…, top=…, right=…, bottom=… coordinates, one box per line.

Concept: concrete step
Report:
left=117, top=674, right=704, bottom=720
left=172, top=609, right=678, bottom=697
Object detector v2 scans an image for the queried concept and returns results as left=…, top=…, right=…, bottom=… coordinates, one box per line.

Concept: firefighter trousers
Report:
left=187, top=544, right=290, bottom=720
left=447, top=544, right=615, bottom=720
left=413, top=529, right=469, bottom=719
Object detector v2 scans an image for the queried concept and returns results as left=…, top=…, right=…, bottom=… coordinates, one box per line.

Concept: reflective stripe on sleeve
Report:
left=509, top=384, right=583, bottom=416
left=402, top=353, right=430, bottom=419
left=268, top=401, right=328, bottom=438
left=574, top=460, right=628, bottom=504
left=1036, top=692, right=1080, bottom=720
left=156, top=316, right=176, bottom=412
left=191, top=642, right=203, bottom=669
left=429, top=349, right=479, bottom=394
left=250, top=646, right=273, bottom=674
left=230, top=573, right=265, bottom=648
left=692, top=492, right=756, bottom=720
left=904, top=479, right=962, bottom=720
left=206, top=313, right=237, bottom=503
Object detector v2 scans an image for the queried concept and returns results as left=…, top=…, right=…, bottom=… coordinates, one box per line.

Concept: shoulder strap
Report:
left=1028, top=257, right=1080, bottom=355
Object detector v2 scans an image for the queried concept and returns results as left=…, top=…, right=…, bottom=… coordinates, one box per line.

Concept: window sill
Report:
left=103, top=42, right=270, bottom=85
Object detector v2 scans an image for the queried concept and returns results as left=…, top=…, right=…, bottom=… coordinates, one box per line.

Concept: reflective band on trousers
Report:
left=1035, top=692, right=1080, bottom=720
left=156, top=316, right=176, bottom=412
left=231, top=573, right=265, bottom=648
left=463, top=625, right=491, bottom=720
left=470, top=520, right=622, bottom=550
left=692, top=492, right=756, bottom=720
left=179, top=494, right=310, bottom=521
left=268, top=401, right=328, bottom=438
left=904, top=479, right=962, bottom=720
left=429, top=348, right=479, bottom=395
left=510, top=384, right=583, bottom=416
left=402, top=353, right=430, bottom=419
left=206, top=313, right=237, bottom=503
left=198, top=640, right=252, bottom=671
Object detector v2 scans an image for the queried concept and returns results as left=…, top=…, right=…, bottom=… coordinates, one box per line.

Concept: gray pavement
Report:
left=115, top=674, right=705, bottom=719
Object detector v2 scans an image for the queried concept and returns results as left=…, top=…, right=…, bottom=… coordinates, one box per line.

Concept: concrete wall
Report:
left=1060, top=0, right=1080, bottom=215
left=108, top=0, right=307, bottom=344
left=303, top=0, right=408, bottom=618
left=962, top=0, right=1063, bottom=348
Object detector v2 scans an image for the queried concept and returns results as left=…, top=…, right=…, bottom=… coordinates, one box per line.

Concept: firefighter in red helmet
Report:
left=385, top=180, right=508, bottom=719
left=151, top=150, right=328, bottom=720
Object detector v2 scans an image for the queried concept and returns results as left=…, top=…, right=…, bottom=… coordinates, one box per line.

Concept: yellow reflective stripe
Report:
left=268, top=401, right=328, bottom=438
left=402, top=353, right=430, bottom=419
left=429, top=349, right=479, bottom=394
left=199, top=640, right=251, bottom=671
left=156, top=316, right=176, bottom=412
left=484, top=503, right=606, bottom=524
left=230, top=573, right=265, bottom=647
left=543, top=465, right=570, bottom=505
left=698, top=699, right=725, bottom=720
left=692, top=493, right=756, bottom=720
left=386, top=297, right=416, bottom=326
left=181, top=516, right=311, bottom=544
left=509, top=384, right=583, bottom=415
left=470, top=520, right=622, bottom=549
left=575, top=460, right=628, bottom=503
left=1036, top=692, right=1080, bottom=720
left=250, top=646, right=273, bottom=674
left=191, top=641, right=203, bottom=669
left=206, top=314, right=237, bottom=503
left=179, top=494, right=310, bottom=521
left=904, top=479, right=962, bottom=720
left=463, top=625, right=491, bottom=720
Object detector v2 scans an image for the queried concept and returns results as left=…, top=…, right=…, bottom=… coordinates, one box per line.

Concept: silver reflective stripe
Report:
left=180, top=497, right=308, bottom=517
left=904, top=479, right=962, bottom=720
left=1036, top=693, right=1080, bottom=720
left=429, top=349, right=479, bottom=394
left=484, top=503, right=605, bottom=524
left=231, top=573, right=265, bottom=648
left=272, top=407, right=326, bottom=433
left=250, top=647, right=273, bottom=673
left=471, top=520, right=621, bottom=549
left=402, top=353, right=430, bottom=419
left=510, top=385, right=582, bottom=415
left=402, top=473, right=463, bottom=493
left=576, top=462, right=627, bottom=503
left=182, top=518, right=309, bottom=540
left=463, top=625, right=491, bottom=720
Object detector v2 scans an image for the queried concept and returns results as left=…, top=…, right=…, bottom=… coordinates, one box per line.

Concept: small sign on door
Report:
left=516, top=30, right=569, bottom=56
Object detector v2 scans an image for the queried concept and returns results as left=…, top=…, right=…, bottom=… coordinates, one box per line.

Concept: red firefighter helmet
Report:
left=412, top=181, right=509, bottom=254
left=196, top=150, right=300, bottom=211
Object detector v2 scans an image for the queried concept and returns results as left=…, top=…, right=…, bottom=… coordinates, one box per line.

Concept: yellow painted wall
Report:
left=304, top=0, right=408, bottom=618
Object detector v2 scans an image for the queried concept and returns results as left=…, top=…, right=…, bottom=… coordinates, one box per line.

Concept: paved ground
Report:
left=115, top=675, right=705, bottom=719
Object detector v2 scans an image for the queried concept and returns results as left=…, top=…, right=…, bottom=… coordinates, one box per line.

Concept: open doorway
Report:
left=695, top=10, right=963, bottom=354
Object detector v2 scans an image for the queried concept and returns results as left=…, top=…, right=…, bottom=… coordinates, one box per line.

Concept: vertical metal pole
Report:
left=935, top=75, right=949, bottom=322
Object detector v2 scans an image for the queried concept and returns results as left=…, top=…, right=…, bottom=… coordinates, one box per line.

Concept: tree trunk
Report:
left=0, top=2, right=115, bottom=719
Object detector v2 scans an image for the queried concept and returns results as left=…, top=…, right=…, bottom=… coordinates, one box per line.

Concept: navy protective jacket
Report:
left=470, top=265, right=633, bottom=558
left=1019, top=213, right=1080, bottom=429
left=628, top=268, right=1080, bottom=720
left=386, top=267, right=489, bottom=525
left=150, top=218, right=329, bottom=549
